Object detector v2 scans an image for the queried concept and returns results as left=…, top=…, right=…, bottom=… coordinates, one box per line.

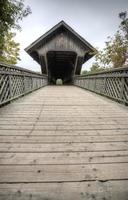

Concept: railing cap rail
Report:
left=0, top=62, right=47, bottom=77
left=75, top=65, right=128, bottom=78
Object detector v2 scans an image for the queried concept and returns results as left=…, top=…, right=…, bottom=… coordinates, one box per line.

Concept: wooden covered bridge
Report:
left=0, top=21, right=128, bottom=200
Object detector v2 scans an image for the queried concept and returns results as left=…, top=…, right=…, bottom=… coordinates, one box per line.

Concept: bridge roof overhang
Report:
left=25, top=21, right=96, bottom=64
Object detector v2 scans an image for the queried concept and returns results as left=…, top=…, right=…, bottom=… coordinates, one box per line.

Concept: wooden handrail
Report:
left=74, top=66, right=128, bottom=105
left=0, top=62, right=48, bottom=106
left=76, top=66, right=128, bottom=77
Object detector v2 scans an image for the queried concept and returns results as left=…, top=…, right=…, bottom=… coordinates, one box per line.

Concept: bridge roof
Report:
left=25, top=20, right=96, bottom=60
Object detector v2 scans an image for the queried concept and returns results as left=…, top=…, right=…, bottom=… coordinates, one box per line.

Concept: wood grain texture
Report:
left=0, top=181, right=128, bottom=200
left=74, top=66, right=128, bottom=104
left=0, top=85, right=128, bottom=199
left=0, top=63, right=48, bottom=106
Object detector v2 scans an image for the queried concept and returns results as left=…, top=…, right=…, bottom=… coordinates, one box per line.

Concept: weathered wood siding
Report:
left=37, top=31, right=87, bottom=56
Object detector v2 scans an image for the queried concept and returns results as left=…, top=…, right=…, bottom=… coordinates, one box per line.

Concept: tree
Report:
left=81, top=70, right=88, bottom=75
left=96, top=32, right=127, bottom=68
left=0, top=32, right=20, bottom=64
left=0, top=0, right=31, bottom=64
left=119, top=11, right=128, bottom=64
left=81, top=63, right=106, bottom=75
left=90, top=62, right=105, bottom=72
left=119, top=11, right=128, bottom=40
left=95, top=11, right=128, bottom=68
left=95, top=49, right=110, bottom=67
left=105, top=33, right=127, bottom=68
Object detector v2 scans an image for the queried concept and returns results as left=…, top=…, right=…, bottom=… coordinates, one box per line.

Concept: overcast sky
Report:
left=15, top=0, right=128, bottom=72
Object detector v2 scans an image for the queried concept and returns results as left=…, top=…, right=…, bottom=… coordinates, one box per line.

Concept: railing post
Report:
left=94, top=78, right=96, bottom=92
left=23, top=75, right=26, bottom=93
left=120, top=76, right=125, bottom=101
left=8, top=74, right=12, bottom=99
left=83, top=79, right=85, bottom=88
left=103, top=77, right=107, bottom=94
left=31, top=77, right=33, bottom=90
left=87, top=78, right=90, bottom=89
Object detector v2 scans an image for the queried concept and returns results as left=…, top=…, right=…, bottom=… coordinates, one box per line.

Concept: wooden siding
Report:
left=37, top=31, right=86, bottom=57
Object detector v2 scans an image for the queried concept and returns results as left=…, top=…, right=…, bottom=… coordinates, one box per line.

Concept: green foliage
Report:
left=90, top=62, right=105, bottom=72
left=81, top=63, right=106, bottom=75
left=95, top=11, right=128, bottom=68
left=0, top=0, right=31, bottom=32
left=81, top=70, right=88, bottom=75
left=0, top=0, right=31, bottom=64
left=96, top=32, right=127, bottom=68
left=56, top=79, right=63, bottom=85
left=119, top=11, right=128, bottom=40
left=106, top=33, right=127, bottom=68
left=0, top=31, right=20, bottom=64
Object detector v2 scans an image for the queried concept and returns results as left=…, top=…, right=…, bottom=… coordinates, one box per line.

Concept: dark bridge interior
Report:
left=47, top=51, right=77, bottom=84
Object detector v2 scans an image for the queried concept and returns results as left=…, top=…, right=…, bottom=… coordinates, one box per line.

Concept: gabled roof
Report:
left=25, top=20, right=96, bottom=53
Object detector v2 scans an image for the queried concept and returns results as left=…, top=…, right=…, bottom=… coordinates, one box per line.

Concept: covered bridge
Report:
left=25, top=21, right=96, bottom=84
left=0, top=21, right=128, bottom=200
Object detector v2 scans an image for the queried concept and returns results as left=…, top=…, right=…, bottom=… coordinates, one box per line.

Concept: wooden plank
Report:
left=0, top=180, right=127, bottom=200
left=0, top=151, right=128, bottom=165
left=0, top=85, right=128, bottom=199
left=0, top=142, right=128, bottom=152
left=0, top=135, right=128, bottom=143
left=0, top=124, right=128, bottom=130
left=0, top=129, right=128, bottom=136
left=0, top=163, right=128, bottom=182
left=1, top=113, right=128, bottom=117
left=1, top=119, right=128, bottom=125
left=0, top=116, right=128, bottom=122
left=0, top=180, right=127, bottom=199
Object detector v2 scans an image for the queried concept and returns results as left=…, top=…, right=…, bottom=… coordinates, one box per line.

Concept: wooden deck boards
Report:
left=0, top=85, right=128, bottom=200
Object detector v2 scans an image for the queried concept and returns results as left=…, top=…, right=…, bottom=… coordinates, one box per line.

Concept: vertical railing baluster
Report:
left=74, top=68, right=128, bottom=104
left=94, top=78, right=96, bottom=92
left=103, top=77, right=107, bottom=94
left=8, top=74, right=12, bottom=99
left=0, top=63, right=48, bottom=106
left=120, top=76, right=125, bottom=101
left=31, top=77, right=33, bottom=90
left=23, top=75, right=26, bottom=93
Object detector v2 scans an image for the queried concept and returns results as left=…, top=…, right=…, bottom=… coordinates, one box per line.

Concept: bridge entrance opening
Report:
left=47, top=51, right=77, bottom=85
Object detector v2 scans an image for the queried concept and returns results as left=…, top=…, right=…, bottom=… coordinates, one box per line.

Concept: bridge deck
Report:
left=0, top=85, right=128, bottom=200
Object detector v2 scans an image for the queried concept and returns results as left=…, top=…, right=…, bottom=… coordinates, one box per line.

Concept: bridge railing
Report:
left=0, top=62, right=48, bottom=106
left=74, top=66, right=128, bottom=104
